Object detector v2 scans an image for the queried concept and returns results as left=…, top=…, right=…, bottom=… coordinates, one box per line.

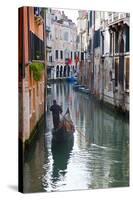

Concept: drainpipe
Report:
left=112, top=30, right=116, bottom=107
left=27, top=7, right=30, bottom=62
left=18, top=7, right=25, bottom=192
left=80, top=32, right=82, bottom=84
left=43, top=8, right=47, bottom=113
left=22, top=8, right=25, bottom=79
left=101, top=30, right=105, bottom=101
left=92, top=11, right=95, bottom=94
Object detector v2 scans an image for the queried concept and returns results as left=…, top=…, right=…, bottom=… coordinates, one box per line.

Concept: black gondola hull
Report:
left=52, top=127, right=74, bottom=143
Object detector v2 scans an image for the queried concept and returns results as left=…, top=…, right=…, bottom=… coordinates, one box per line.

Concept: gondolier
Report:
left=50, top=100, right=63, bottom=129
left=51, top=106, right=75, bottom=142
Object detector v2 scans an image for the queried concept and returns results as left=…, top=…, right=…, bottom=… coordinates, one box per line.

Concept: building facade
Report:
left=77, top=10, right=130, bottom=112
left=19, top=7, right=47, bottom=143
left=45, top=8, right=53, bottom=79
left=46, top=9, right=78, bottom=80
left=104, top=12, right=130, bottom=111
left=77, top=10, right=89, bottom=85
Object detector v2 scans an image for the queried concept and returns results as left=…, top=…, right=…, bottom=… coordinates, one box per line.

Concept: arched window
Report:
left=67, top=65, right=70, bottom=77
left=64, top=66, right=66, bottom=77
left=60, top=65, right=63, bottom=77
left=56, top=65, right=59, bottom=77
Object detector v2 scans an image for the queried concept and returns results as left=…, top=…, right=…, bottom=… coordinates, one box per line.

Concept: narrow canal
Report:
left=24, top=82, right=129, bottom=193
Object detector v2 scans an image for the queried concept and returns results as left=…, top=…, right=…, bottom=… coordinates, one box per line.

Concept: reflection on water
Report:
left=51, top=137, right=74, bottom=190
left=24, top=82, right=129, bottom=193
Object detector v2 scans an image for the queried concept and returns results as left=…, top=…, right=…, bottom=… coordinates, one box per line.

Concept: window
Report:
left=125, top=26, right=129, bottom=52
left=64, top=31, right=69, bottom=41
left=64, top=49, right=69, bottom=59
left=71, top=52, right=73, bottom=59
left=115, top=58, right=119, bottom=87
left=110, top=32, right=113, bottom=55
left=125, top=58, right=129, bottom=90
left=49, top=56, right=52, bottom=62
left=60, top=66, right=63, bottom=77
left=90, top=11, right=92, bottom=27
left=34, top=7, right=42, bottom=17
left=74, top=52, right=76, bottom=59
left=88, top=39, right=92, bottom=54
left=94, top=29, right=100, bottom=48
left=119, top=37, right=124, bottom=53
left=81, top=52, right=84, bottom=60
left=30, top=31, right=44, bottom=61
left=55, top=50, right=58, bottom=59
left=60, top=51, right=63, bottom=59
left=56, top=65, right=59, bottom=77
left=115, top=31, right=119, bottom=53
left=101, top=35, right=104, bottom=55
left=119, top=54, right=124, bottom=85
left=49, top=34, right=52, bottom=40
left=88, top=21, right=90, bottom=33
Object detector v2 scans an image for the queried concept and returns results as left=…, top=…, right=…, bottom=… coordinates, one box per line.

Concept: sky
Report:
left=55, top=8, right=79, bottom=25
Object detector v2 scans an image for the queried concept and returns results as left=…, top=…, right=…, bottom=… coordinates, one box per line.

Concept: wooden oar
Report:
left=75, top=127, right=90, bottom=143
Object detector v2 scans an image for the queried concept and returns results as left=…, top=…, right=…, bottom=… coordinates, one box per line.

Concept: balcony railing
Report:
left=108, top=12, right=128, bottom=24
left=113, top=12, right=119, bottom=21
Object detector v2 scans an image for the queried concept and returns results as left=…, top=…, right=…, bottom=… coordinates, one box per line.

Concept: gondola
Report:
left=52, top=108, right=75, bottom=143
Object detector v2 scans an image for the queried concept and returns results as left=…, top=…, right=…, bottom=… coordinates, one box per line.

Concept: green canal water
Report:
left=24, top=82, right=129, bottom=193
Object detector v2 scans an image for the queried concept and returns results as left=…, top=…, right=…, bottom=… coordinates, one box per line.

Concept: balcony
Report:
left=108, top=12, right=128, bottom=25
left=119, top=13, right=126, bottom=19
left=34, top=7, right=44, bottom=25
left=126, top=13, right=130, bottom=17
left=108, top=13, right=113, bottom=24
left=65, top=58, right=69, bottom=65
left=113, top=12, right=119, bottom=21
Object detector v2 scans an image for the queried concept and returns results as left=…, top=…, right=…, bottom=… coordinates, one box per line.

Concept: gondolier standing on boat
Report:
left=50, top=100, right=63, bottom=129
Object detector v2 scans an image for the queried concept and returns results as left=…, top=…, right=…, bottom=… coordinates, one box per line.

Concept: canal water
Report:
left=24, top=82, right=129, bottom=193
